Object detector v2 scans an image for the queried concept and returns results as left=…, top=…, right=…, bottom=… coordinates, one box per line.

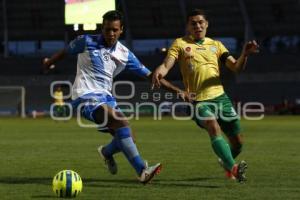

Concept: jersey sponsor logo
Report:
left=196, top=47, right=206, bottom=50
left=118, top=46, right=127, bottom=54
left=184, top=46, right=194, bottom=70
left=110, top=54, right=122, bottom=65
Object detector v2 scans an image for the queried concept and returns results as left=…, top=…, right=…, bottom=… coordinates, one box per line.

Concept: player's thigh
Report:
left=193, top=102, right=221, bottom=134
left=93, top=104, right=129, bottom=129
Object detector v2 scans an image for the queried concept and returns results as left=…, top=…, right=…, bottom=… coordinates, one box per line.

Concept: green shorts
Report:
left=192, top=93, right=241, bottom=136
left=53, top=105, right=67, bottom=117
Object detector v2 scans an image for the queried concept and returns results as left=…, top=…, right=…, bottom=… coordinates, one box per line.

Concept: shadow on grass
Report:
left=0, top=177, right=52, bottom=185
left=84, top=177, right=222, bottom=189
left=0, top=177, right=137, bottom=187
left=0, top=176, right=222, bottom=189
left=31, top=195, right=54, bottom=199
left=153, top=178, right=222, bottom=189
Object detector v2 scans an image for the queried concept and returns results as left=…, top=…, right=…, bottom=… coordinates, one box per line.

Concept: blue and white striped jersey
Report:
left=67, top=34, right=151, bottom=100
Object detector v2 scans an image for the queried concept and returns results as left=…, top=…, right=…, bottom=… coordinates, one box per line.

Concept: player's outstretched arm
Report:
left=145, top=73, right=192, bottom=102
left=151, top=56, right=176, bottom=89
left=225, top=40, right=259, bottom=73
left=150, top=56, right=192, bottom=102
left=159, top=78, right=192, bottom=102
left=42, top=49, right=67, bottom=74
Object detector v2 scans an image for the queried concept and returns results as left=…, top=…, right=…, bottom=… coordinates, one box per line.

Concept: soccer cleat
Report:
left=144, top=160, right=148, bottom=168
left=232, top=160, right=248, bottom=183
left=97, top=146, right=118, bottom=175
left=138, top=163, right=162, bottom=184
left=218, top=158, right=236, bottom=180
left=225, top=170, right=236, bottom=180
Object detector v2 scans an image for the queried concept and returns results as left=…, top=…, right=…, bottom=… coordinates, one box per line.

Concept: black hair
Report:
left=102, top=10, right=124, bottom=26
left=186, top=9, right=207, bottom=22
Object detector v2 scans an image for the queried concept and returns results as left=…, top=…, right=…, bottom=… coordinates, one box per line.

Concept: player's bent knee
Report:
left=92, top=108, right=107, bottom=125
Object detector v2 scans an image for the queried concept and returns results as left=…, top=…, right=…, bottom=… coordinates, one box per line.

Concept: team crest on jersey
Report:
left=210, top=46, right=217, bottom=53
left=102, top=52, right=110, bottom=62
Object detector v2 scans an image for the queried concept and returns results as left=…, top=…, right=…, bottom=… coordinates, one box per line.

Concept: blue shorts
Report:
left=72, top=93, right=121, bottom=132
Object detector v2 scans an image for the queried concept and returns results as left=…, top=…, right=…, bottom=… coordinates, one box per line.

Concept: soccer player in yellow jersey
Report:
left=53, top=86, right=67, bottom=117
left=152, top=9, right=259, bottom=182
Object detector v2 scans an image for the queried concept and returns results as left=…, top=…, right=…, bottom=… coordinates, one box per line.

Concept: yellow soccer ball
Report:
left=52, top=170, right=83, bottom=198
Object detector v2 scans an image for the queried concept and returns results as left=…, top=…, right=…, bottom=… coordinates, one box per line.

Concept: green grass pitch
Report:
left=0, top=116, right=299, bottom=199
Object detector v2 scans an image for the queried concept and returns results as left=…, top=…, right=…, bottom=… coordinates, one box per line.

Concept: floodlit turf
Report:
left=0, top=116, right=300, bottom=200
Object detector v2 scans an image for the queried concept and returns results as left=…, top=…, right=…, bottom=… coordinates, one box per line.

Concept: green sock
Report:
left=211, top=135, right=235, bottom=170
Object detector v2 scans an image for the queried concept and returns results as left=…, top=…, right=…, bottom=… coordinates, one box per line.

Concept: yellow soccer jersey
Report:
left=54, top=91, right=64, bottom=106
left=167, top=36, right=229, bottom=101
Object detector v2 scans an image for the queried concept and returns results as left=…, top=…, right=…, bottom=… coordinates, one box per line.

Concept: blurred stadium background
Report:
left=0, top=0, right=300, bottom=117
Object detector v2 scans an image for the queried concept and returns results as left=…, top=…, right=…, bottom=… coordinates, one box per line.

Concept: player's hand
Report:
left=42, top=57, right=55, bottom=74
left=178, top=91, right=194, bottom=102
left=151, top=71, right=163, bottom=89
left=243, top=40, right=259, bottom=56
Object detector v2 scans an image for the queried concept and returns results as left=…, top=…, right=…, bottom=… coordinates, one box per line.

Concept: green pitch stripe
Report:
left=66, top=171, right=72, bottom=197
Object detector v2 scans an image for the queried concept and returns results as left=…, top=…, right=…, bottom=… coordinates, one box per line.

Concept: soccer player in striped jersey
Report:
left=152, top=9, right=259, bottom=182
left=43, top=10, right=188, bottom=184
